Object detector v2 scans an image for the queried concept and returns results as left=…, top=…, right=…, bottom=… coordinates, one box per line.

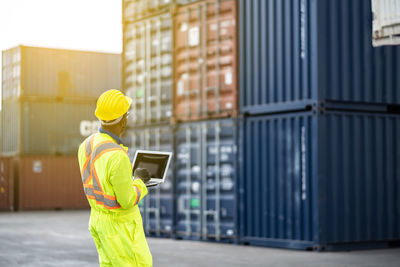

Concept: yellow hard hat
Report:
left=95, top=89, right=132, bottom=121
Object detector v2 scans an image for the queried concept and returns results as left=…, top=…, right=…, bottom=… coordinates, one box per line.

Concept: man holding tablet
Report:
left=78, top=89, right=153, bottom=267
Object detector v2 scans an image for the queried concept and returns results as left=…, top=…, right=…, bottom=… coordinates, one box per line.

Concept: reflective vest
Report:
left=78, top=133, right=146, bottom=211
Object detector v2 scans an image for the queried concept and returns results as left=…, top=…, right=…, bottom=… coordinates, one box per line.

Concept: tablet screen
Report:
left=133, top=152, right=170, bottom=179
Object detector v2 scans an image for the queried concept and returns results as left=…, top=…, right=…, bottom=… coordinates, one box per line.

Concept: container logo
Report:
left=188, top=27, right=200, bottom=46
left=33, top=160, right=42, bottom=174
left=80, top=120, right=101, bottom=137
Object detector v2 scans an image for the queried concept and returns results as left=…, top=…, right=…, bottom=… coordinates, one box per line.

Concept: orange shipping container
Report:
left=0, top=157, right=15, bottom=211
left=173, top=0, right=238, bottom=122
left=16, top=156, right=89, bottom=210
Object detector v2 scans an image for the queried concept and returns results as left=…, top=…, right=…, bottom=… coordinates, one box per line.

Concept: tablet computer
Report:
left=132, top=150, right=173, bottom=187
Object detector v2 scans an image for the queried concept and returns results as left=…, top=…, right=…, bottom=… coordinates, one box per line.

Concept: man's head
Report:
left=95, top=89, right=132, bottom=137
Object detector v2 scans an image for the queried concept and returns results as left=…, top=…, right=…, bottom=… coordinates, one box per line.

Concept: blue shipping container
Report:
left=124, top=125, right=174, bottom=237
left=175, top=119, right=237, bottom=241
left=239, top=111, right=400, bottom=250
left=239, top=0, right=400, bottom=114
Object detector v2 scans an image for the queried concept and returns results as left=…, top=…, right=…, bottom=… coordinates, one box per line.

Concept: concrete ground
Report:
left=0, top=211, right=399, bottom=267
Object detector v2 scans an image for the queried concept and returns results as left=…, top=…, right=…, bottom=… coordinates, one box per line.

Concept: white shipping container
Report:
left=372, top=0, right=400, bottom=46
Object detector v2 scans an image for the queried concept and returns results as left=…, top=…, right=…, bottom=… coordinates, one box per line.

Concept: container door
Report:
left=174, top=0, right=237, bottom=122
left=202, top=120, right=236, bottom=241
left=175, top=119, right=237, bottom=241
left=175, top=124, right=203, bottom=239
left=124, top=14, right=173, bottom=126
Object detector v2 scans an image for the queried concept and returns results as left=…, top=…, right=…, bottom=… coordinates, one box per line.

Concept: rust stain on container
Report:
left=173, top=0, right=238, bottom=122
left=0, top=157, right=15, bottom=211
left=17, top=156, right=89, bottom=210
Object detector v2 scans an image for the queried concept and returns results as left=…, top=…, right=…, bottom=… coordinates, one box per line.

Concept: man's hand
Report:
left=134, top=168, right=151, bottom=183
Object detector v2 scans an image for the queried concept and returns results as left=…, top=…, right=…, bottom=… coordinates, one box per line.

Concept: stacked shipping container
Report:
left=122, top=0, right=239, bottom=241
left=173, top=0, right=237, bottom=121
left=1, top=45, right=121, bottom=210
left=122, top=0, right=400, bottom=250
left=238, top=0, right=400, bottom=250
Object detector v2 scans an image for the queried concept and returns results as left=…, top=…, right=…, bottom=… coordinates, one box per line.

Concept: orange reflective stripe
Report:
left=93, top=189, right=117, bottom=200
left=134, top=186, right=142, bottom=206
left=81, top=140, right=114, bottom=179
left=90, top=146, right=125, bottom=191
left=91, top=147, right=126, bottom=165
left=85, top=187, right=121, bottom=209
left=81, top=136, right=128, bottom=210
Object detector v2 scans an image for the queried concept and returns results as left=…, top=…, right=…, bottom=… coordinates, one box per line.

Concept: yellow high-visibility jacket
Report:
left=78, top=131, right=152, bottom=267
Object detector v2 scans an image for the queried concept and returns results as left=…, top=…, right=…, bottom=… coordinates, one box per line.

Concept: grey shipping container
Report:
left=239, top=0, right=400, bottom=114
left=1, top=100, right=97, bottom=156
left=123, top=13, right=173, bottom=125
left=123, top=0, right=199, bottom=23
left=1, top=45, right=120, bottom=100
left=239, top=111, right=400, bottom=250
left=175, top=119, right=237, bottom=241
left=124, top=125, right=174, bottom=236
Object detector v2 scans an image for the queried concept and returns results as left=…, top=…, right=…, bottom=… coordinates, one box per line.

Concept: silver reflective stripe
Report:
left=85, top=135, right=94, bottom=157
left=82, top=141, right=122, bottom=184
left=89, top=142, right=122, bottom=190
left=84, top=187, right=120, bottom=208
left=84, top=187, right=95, bottom=197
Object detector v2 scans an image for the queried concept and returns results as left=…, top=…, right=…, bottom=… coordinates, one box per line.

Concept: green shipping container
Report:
left=1, top=100, right=98, bottom=156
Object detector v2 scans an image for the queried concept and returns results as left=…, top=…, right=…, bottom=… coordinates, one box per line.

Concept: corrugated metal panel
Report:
left=21, top=101, right=97, bottom=155
left=175, top=118, right=237, bottom=241
left=173, top=0, right=238, bottom=122
left=124, top=125, right=174, bottom=236
left=17, top=156, right=89, bottom=210
left=123, top=13, right=173, bottom=125
left=12, top=46, right=120, bottom=99
left=1, top=99, right=21, bottom=155
left=1, top=47, right=21, bottom=100
left=372, top=0, right=400, bottom=46
left=0, top=157, right=15, bottom=211
left=239, top=0, right=400, bottom=114
left=1, top=100, right=96, bottom=156
left=123, top=0, right=198, bottom=23
left=239, top=111, right=400, bottom=250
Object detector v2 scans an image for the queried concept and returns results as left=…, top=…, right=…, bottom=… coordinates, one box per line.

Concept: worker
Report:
left=78, top=89, right=152, bottom=267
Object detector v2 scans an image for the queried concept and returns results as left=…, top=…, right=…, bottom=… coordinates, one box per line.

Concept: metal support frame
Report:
left=155, top=127, right=161, bottom=235
left=156, top=17, right=162, bottom=122
left=204, top=0, right=221, bottom=115
left=185, top=9, right=191, bottom=118
left=184, top=126, right=192, bottom=237
left=196, top=5, right=202, bottom=117
left=201, top=122, right=207, bottom=239
left=145, top=21, right=151, bottom=124
left=215, top=0, right=221, bottom=114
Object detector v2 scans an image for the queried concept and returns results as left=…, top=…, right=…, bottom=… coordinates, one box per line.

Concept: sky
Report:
left=0, top=0, right=122, bottom=109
